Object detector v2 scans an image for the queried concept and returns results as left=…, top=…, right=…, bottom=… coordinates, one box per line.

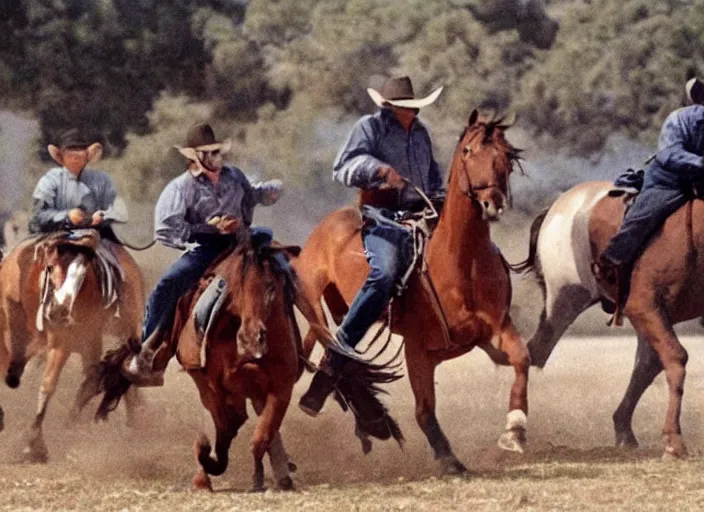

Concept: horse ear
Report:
left=468, top=109, right=479, bottom=127
left=497, top=111, right=517, bottom=128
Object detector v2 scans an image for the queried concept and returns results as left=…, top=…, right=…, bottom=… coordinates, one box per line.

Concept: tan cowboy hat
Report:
left=367, top=76, right=443, bottom=109
left=686, top=77, right=704, bottom=105
left=175, top=123, right=232, bottom=162
left=47, top=128, right=103, bottom=167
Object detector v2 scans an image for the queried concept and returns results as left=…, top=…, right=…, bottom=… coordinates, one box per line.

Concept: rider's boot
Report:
left=120, top=329, right=165, bottom=387
left=299, top=355, right=339, bottom=417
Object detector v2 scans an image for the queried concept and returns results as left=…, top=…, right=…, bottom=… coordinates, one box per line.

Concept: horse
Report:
left=520, top=179, right=704, bottom=458
left=293, top=110, right=530, bottom=474
left=0, top=229, right=145, bottom=461
left=97, top=231, right=305, bottom=491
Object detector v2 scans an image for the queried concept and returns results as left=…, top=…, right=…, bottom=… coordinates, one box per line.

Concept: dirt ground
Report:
left=2, top=332, right=704, bottom=511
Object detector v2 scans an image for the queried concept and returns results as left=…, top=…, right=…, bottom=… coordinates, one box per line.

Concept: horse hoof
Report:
left=615, top=432, right=639, bottom=449
left=662, top=435, right=687, bottom=460
left=248, top=484, right=267, bottom=493
left=20, top=446, right=49, bottom=464
left=277, top=476, right=295, bottom=491
left=5, top=374, right=20, bottom=389
left=192, top=471, right=213, bottom=491
left=287, top=461, right=298, bottom=473
left=497, top=429, right=526, bottom=454
left=439, top=456, right=467, bottom=476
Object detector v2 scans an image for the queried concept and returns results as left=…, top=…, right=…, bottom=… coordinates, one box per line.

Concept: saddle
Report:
left=359, top=200, right=454, bottom=351
left=34, top=230, right=124, bottom=331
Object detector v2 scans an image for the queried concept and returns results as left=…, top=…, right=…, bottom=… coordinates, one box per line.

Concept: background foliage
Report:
left=2, top=0, right=704, bottom=200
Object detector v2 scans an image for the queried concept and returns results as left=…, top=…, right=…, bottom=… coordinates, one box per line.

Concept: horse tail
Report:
left=334, top=360, right=405, bottom=453
left=194, top=433, right=230, bottom=476
left=94, top=341, right=136, bottom=421
left=509, top=207, right=549, bottom=274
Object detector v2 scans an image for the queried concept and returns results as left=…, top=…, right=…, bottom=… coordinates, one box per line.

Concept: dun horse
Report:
left=0, top=231, right=145, bottom=461
left=521, top=179, right=704, bottom=458
left=97, top=232, right=305, bottom=491
left=294, top=110, right=530, bottom=474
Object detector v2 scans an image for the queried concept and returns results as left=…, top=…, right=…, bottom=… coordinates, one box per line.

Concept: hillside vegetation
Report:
left=1, top=0, right=703, bottom=200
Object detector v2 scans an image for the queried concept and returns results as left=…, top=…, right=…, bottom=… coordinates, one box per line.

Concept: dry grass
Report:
left=3, top=335, right=704, bottom=511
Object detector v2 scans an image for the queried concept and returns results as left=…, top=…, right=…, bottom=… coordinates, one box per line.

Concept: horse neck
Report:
left=431, top=157, right=491, bottom=257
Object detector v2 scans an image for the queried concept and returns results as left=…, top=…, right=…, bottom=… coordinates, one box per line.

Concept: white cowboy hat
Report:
left=367, top=76, right=443, bottom=109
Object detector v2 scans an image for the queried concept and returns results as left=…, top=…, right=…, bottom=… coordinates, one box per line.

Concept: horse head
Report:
left=451, top=109, right=522, bottom=221
left=37, top=236, right=95, bottom=327
left=227, top=240, right=287, bottom=362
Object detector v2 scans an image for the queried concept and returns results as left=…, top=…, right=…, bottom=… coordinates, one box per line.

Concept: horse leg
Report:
left=4, top=299, right=32, bottom=388
left=23, top=345, right=70, bottom=463
left=492, top=318, right=529, bottom=454
left=249, top=388, right=293, bottom=492
left=612, top=332, right=662, bottom=448
left=69, top=336, right=103, bottom=423
left=527, top=285, right=595, bottom=368
left=250, top=393, right=296, bottom=491
left=405, top=338, right=465, bottom=475
left=192, top=386, right=247, bottom=491
left=629, top=311, right=688, bottom=459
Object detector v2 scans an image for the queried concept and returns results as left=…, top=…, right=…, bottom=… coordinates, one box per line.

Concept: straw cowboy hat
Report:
left=686, top=77, right=704, bottom=105
left=47, top=128, right=103, bottom=167
left=367, top=76, right=443, bottom=109
left=175, top=123, right=232, bottom=162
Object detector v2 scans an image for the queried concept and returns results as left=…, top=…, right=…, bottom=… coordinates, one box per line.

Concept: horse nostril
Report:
left=482, top=201, right=490, bottom=210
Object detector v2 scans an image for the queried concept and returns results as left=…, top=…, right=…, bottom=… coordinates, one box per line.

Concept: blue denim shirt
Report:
left=29, top=166, right=117, bottom=233
left=154, top=165, right=281, bottom=250
left=651, top=105, right=704, bottom=187
left=333, top=108, right=442, bottom=209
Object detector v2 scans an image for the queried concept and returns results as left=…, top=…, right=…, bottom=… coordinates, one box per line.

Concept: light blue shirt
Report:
left=29, top=167, right=116, bottom=233
left=154, top=165, right=282, bottom=250
left=333, top=108, right=443, bottom=209
left=653, top=104, right=704, bottom=185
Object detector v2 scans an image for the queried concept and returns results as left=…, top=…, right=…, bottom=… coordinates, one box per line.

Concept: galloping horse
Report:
left=98, top=231, right=303, bottom=491
left=0, top=230, right=145, bottom=461
left=294, top=110, right=530, bottom=474
left=521, top=179, right=704, bottom=458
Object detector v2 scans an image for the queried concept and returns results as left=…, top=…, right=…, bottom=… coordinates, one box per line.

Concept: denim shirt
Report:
left=333, top=108, right=443, bottom=209
left=29, top=167, right=117, bottom=233
left=652, top=105, right=704, bottom=187
left=154, top=165, right=281, bottom=250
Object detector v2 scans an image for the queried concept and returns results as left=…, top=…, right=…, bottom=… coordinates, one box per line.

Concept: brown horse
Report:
left=0, top=231, right=145, bottom=461
left=293, top=110, right=530, bottom=474
left=589, top=191, right=704, bottom=459
left=97, top=232, right=305, bottom=491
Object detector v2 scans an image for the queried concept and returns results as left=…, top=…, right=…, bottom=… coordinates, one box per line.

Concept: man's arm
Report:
left=153, top=179, right=219, bottom=249
left=28, top=172, right=69, bottom=233
left=656, top=110, right=704, bottom=177
left=332, top=115, right=387, bottom=189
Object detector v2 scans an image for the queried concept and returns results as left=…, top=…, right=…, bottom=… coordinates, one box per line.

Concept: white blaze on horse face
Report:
left=53, top=253, right=88, bottom=318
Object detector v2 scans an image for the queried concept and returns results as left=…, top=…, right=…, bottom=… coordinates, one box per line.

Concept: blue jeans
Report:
left=330, top=222, right=412, bottom=368
left=142, top=228, right=279, bottom=342
left=601, top=170, right=690, bottom=269
left=142, top=241, right=230, bottom=341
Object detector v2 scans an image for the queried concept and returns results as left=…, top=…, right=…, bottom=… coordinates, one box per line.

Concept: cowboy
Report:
left=29, top=128, right=116, bottom=236
left=123, top=122, right=283, bottom=385
left=299, top=76, right=444, bottom=416
left=595, top=77, right=704, bottom=292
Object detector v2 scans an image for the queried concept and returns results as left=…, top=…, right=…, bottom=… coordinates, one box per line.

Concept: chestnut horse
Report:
left=97, top=232, right=305, bottom=491
left=293, top=110, right=530, bottom=474
left=0, top=231, right=145, bottom=461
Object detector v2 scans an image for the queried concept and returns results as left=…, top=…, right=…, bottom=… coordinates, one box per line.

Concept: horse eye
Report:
left=462, top=146, right=471, bottom=156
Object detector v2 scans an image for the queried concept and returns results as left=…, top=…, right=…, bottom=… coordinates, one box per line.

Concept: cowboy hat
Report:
left=47, top=128, right=103, bottom=167
left=367, top=76, right=443, bottom=109
left=686, top=77, right=704, bottom=105
left=175, top=123, right=232, bottom=162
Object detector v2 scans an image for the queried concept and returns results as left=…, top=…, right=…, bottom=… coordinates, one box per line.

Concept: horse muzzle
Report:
left=237, top=322, right=268, bottom=361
